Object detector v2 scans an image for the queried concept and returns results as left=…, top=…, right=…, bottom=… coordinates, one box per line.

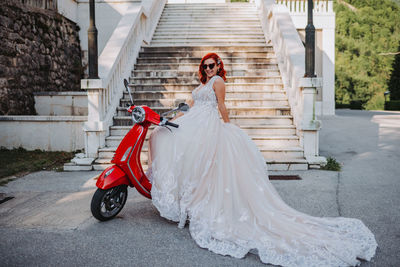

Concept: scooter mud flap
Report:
left=96, top=165, right=130, bottom=190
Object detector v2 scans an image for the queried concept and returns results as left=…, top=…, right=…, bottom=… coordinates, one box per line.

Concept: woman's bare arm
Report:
left=213, top=78, right=230, bottom=123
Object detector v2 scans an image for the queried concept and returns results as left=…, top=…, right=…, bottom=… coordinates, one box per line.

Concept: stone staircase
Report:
left=93, top=3, right=308, bottom=171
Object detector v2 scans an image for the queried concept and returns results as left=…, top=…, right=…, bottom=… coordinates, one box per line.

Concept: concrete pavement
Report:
left=0, top=109, right=399, bottom=266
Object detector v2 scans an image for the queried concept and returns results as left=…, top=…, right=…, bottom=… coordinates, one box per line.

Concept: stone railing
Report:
left=81, top=0, right=166, bottom=159
left=256, top=0, right=326, bottom=166
left=275, top=0, right=333, bottom=14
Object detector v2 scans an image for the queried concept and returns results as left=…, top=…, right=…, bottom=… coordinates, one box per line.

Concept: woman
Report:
left=146, top=53, right=377, bottom=266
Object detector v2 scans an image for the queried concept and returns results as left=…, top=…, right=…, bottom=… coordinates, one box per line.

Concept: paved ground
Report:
left=0, top=109, right=399, bottom=266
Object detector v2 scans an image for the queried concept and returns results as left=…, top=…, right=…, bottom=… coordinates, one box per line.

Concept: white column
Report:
left=299, top=78, right=327, bottom=167
left=82, top=79, right=107, bottom=158
left=322, top=27, right=335, bottom=115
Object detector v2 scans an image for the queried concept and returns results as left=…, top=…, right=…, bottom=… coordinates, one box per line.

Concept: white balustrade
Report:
left=256, top=0, right=326, bottom=166
left=81, top=0, right=166, bottom=158
left=275, top=0, right=333, bottom=14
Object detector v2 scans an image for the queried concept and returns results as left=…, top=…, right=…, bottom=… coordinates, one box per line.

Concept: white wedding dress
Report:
left=146, top=75, right=377, bottom=266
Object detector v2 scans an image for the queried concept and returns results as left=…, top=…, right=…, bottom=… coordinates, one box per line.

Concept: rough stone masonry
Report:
left=0, top=0, right=83, bottom=115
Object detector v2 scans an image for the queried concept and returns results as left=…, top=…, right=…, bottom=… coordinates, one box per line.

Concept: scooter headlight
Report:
left=132, top=106, right=145, bottom=124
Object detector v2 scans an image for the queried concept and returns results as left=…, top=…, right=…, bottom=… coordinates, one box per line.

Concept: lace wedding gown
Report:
left=146, top=75, right=377, bottom=266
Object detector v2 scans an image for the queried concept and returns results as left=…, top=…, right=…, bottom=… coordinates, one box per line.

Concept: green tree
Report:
left=387, top=46, right=400, bottom=100
left=334, top=0, right=400, bottom=109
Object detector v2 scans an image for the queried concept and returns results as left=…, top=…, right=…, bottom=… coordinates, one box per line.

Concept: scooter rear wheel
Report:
left=91, top=185, right=128, bottom=221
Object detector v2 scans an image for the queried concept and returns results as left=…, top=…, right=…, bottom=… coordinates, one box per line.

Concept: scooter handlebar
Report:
left=165, top=121, right=179, bottom=128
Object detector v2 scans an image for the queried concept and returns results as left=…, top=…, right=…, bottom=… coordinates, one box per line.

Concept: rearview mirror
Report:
left=178, top=103, right=189, bottom=112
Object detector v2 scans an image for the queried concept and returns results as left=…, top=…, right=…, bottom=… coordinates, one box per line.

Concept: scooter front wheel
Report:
left=91, top=185, right=128, bottom=221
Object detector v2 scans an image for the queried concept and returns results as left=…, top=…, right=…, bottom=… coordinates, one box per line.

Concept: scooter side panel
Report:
left=96, top=165, right=131, bottom=190
left=112, top=123, right=152, bottom=199
left=112, top=124, right=146, bottom=164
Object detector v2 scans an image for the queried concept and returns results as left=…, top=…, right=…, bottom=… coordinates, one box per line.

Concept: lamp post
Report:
left=88, top=0, right=99, bottom=79
left=305, top=0, right=316, bottom=77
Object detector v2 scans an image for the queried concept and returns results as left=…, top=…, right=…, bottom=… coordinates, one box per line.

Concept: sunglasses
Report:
left=202, top=63, right=216, bottom=70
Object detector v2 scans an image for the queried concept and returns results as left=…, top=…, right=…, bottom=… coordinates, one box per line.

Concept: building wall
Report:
left=0, top=116, right=86, bottom=151
left=0, top=0, right=83, bottom=115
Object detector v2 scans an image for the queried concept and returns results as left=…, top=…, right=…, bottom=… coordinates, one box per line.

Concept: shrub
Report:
left=321, top=157, right=342, bottom=171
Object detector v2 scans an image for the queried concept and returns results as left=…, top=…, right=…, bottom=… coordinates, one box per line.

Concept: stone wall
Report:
left=0, top=1, right=83, bottom=115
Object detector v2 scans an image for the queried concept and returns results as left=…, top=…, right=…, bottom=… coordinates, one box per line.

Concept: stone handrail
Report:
left=275, top=0, right=333, bottom=14
left=81, top=0, right=166, bottom=158
left=256, top=0, right=325, bottom=164
left=257, top=0, right=305, bottom=132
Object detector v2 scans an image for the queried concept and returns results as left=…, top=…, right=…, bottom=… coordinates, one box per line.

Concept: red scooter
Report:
left=91, top=79, right=189, bottom=221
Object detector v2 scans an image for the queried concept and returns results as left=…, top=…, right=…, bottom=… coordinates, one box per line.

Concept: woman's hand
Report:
left=169, top=111, right=184, bottom=122
left=213, top=78, right=230, bottom=123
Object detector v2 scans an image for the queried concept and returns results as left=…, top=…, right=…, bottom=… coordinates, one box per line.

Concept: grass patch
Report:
left=321, top=156, right=342, bottom=171
left=0, top=147, right=74, bottom=185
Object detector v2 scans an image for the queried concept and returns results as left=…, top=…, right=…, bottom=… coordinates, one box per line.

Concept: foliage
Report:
left=335, top=0, right=400, bottom=110
left=321, top=156, right=342, bottom=171
left=387, top=47, right=400, bottom=100
left=0, top=147, right=74, bottom=184
left=384, top=100, right=400, bottom=110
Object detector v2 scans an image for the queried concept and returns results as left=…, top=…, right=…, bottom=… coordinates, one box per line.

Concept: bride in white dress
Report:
left=146, top=53, right=377, bottom=266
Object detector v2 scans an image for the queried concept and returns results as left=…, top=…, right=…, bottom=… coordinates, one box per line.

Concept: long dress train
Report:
left=146, top=75, right=377, bottom=266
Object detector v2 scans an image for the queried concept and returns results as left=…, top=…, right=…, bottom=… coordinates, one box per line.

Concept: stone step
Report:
left=149, top=41, right=267, bottom=46
left=162, top=9, right=258, bottom=12
left=134, top=62, right=278, bottom=71
left=163, top=7, right=257, bottom=11
left=129, top=76, right=282, bottom=85
left=109, top=125, right=296, bottom=137
left=98, top=146, right=304, bottom=162
left=158, top=17, right=260, bottom=21
left=129, top=90, right=286, bottom=99
left=152, top=36, right=266, bottom=41
left=157, top=23, right=261, bottom=27
left=113, top=115, right=293, bottom=127
left=132, top=69, right=279, bottom=78
left=128, top=83, right=284, bottom=91
left=105, top=134, right=299, bottom=148
left=162, top=11, right=258, bottom=15
left=94, top=163, right=308, bottom=171
left=92, top=161, right=308, bottom=172
left=153, top=24, right=261, bottom=29
left=138, top=51, right=273, bottom=59
left=95, top=147, right=306, bottom=165
left=140, top=46, right=272, bottom=53
left=154, top=26, right=263, bottom=32
left=119, top=98, right=289, bottom=108
left=162, top=8, right=257, bottom=12
left=162, top=6, right=258, bottom=12
left=116, top=106, right=290, bottom=117
left=135, top=57, right=276, bottom=65
left=164, top=3, right=255, bottom=6
left=148, top=43, right=267, bottom=47
left=154, top=29, right=264, bottom=35
left=153, top=30, right=264, bottom=35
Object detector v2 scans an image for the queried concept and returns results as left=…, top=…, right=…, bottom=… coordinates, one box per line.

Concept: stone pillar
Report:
left=81, top=79, right=106, bottom=159
left=322, top=27, right=335, bottom=115
left=299, top=77, right=327, bottom=168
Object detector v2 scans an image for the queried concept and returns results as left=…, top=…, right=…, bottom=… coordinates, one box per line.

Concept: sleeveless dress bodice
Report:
left=191, top=76, right=219, bottom=109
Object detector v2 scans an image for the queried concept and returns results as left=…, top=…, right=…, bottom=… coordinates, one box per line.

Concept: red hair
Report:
left=198, top=53, right=227, bottom=84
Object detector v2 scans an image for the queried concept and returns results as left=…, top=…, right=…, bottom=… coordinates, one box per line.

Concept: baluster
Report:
left=327, top=0, right=332, bottom=12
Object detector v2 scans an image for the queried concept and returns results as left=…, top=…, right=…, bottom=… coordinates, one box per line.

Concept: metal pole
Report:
left=305, top=0, right=316, bottom=77
left=88, top=0, right=99, bottom=79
